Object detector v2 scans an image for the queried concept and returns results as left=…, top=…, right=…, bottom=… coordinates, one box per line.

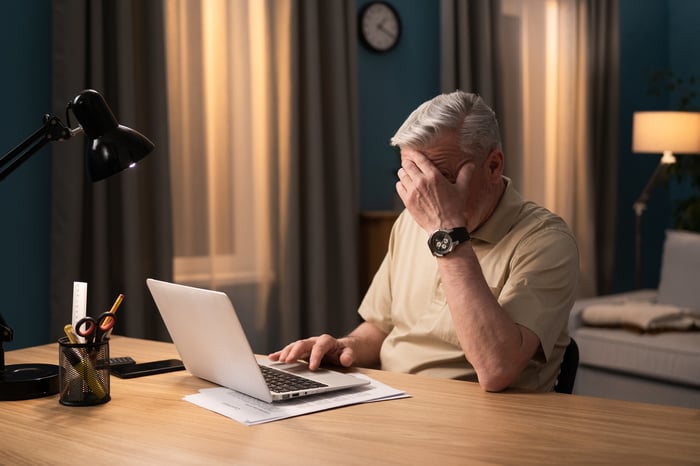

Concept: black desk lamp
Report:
left=0, top=89, right=154, bottom=400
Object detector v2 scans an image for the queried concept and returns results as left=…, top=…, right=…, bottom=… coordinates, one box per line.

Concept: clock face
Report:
left=360, top=2, right=401, bottom=52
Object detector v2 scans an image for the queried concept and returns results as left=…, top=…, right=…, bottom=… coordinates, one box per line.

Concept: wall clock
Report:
left=359, top=2, right=401, bottom=53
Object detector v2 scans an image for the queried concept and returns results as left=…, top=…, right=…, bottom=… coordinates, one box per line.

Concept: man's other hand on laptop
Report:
left=269, top=334, right=354, bottom=370
left=269, top=322, right=386, bottom=370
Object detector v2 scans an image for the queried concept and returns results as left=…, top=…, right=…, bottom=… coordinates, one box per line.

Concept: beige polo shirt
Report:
left=358, top=177, right=579, bottom=391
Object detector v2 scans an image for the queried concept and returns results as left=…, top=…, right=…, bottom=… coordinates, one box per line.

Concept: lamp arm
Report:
left=0, top=114, right=74, bottom=183
left=632, top=159, right=673, bottom=216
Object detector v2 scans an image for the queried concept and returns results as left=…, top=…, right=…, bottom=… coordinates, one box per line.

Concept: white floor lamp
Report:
left=632, top=111, right=700, bottom=289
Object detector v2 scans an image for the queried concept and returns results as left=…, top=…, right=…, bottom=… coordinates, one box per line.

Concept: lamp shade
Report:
left=633, top=111, right=700, bottom=155
left=70, top=89, right=155, bottom=182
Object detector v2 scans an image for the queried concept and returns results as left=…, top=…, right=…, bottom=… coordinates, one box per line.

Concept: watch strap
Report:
left=449, top=227, right=470, bottom=244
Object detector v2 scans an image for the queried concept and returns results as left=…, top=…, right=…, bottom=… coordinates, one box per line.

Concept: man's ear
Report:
left=486, top=150, right=504, bottom=180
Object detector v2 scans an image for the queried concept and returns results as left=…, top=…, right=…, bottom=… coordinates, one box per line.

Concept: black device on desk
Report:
left=110, top=359, right=185, bottom=378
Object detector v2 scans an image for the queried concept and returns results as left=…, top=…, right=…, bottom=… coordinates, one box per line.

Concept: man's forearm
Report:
left=437, top=243, right=539, bottom=391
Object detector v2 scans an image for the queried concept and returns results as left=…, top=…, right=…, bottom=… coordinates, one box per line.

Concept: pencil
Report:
left=104, top=293, right=124, bottom=327
left=109, top=293, right=124, bottom=314
left=103, top=293, right=124, bottom=338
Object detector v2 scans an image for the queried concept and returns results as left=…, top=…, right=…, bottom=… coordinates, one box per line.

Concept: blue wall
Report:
left=356, top=0, right=440, bottom=211
left=669, top=0, right=700, bottom=81
left=615, top=0, right=670, bottom=292
left=615, top=0, right=700, bottom=292
left=0, top=1, right=51, bottom=350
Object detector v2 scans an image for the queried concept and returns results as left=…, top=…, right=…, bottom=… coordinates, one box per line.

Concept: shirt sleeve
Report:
left=358, top=254, right=395, bottom=334
left=498, top=226, right=579, bottom=361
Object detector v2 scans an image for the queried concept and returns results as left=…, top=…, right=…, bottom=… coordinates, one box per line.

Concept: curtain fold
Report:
left=440, top=0, right=504, bottom=119
left=286, top=1, right=360, bottom=344
left=587, top=0, right=619, bottom=295
left=50, top=0, right=173, bottom=341
left=550, top=0, right=597, bottom=298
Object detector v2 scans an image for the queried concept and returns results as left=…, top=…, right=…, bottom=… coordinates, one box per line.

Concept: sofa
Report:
left=568, top=230, right=700, bottom=408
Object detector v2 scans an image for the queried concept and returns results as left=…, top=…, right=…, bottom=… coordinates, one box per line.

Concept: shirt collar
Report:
left=470, top=177, right=524, bottom=244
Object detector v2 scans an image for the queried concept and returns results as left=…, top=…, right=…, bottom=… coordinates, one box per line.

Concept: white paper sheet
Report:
left=183, top=374, right=409, bottom=425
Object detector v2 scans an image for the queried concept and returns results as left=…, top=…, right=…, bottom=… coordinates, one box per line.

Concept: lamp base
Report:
left=0, top=364, right=60, bottom=401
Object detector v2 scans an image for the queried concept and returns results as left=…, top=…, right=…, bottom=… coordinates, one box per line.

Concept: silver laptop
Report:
left=146, top=278, right=369, bottom=402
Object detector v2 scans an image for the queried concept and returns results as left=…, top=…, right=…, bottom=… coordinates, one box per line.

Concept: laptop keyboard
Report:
left=259, top=365, right=328, bottom=393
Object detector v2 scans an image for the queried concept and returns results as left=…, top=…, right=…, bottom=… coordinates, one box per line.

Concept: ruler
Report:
left=72, top=281, right=88, bottom=343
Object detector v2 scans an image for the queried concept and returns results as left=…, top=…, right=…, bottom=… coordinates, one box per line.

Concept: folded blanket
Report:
left=581, top=302, right=700, bottom=332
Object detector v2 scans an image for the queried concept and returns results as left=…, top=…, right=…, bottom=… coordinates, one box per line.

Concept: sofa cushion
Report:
left=581, top=302, right=700, bottom=331
left=657, top=229, right=700, bottom=310
left=574, top=326, right=700, bottom=387
left=568, top=290, right=658, bottom=334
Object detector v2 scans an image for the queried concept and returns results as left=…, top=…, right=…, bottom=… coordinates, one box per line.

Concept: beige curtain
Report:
left=165, top=0, right=359, bottom=352
left=445, top=0, right=618, bottom=297
left=500, top=0, right=596, bottom=298
left=165, top=1, right=283, bottom=290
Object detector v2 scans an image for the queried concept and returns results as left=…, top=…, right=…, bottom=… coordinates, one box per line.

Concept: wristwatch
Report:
left=428, top=227, right=470, bottom=257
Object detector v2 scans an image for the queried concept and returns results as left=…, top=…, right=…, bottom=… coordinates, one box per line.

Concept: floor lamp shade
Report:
left=633, top=111, right=700, bottom=158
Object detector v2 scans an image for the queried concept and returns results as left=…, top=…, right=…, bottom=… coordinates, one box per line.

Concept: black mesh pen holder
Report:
left=58, top=336, right=111, bottom=406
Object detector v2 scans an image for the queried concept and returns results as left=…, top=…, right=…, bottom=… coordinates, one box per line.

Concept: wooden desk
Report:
left=2, top=336, right=699, bottom=464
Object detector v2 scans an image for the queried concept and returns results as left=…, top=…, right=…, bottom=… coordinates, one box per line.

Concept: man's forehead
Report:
left=401, top=143, right=467, bottom=164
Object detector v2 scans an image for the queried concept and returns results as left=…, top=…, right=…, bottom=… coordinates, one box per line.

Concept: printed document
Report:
left=184, top=374, right=408, bottom=425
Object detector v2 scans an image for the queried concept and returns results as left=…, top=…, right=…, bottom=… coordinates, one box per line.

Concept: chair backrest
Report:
left=554, top=338, right=579, bottom=394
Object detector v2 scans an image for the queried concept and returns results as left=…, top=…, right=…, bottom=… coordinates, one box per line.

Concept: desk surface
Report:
left=3, top=336, right=699, bottom=465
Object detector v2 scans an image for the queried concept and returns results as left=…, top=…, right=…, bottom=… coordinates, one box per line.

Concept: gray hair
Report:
left=390, top=90, right=502, bottom=162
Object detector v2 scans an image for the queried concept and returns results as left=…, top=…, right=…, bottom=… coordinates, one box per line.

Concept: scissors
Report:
left=75, top=311, right=116, bottom=344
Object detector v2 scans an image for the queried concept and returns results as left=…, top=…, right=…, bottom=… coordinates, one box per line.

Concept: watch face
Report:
left=429, top=230, right=453, bottom=256
left=360, top=2, right=401, bottom=52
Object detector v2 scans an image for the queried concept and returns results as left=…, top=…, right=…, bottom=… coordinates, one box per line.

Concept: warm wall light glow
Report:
left=166, top=0, right=291, bottom=294
left=503, top=0, right=593, bottom=296
left=544, top=0, right=558, bottom=207
left=202, top=0, right=232, bottom=259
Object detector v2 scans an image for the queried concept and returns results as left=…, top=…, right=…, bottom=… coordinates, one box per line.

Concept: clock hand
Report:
left=377, top=23, right=397, bottom=40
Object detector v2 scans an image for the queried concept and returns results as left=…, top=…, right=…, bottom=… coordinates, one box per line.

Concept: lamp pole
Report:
left=632, top=157, right=674, bottom=289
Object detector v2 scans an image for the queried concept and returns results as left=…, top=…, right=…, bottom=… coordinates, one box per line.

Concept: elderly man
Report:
left=270, top=90, right=579, bottom=392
